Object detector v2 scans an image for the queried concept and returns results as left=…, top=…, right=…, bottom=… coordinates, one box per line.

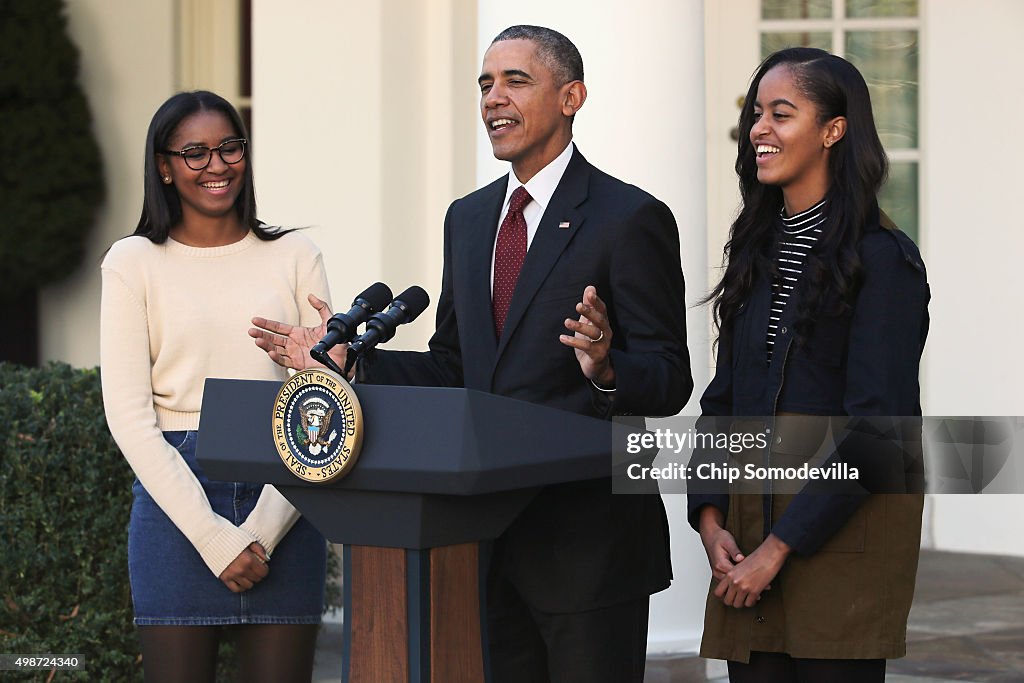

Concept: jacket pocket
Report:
left=533, top=280, right=589, bottom=304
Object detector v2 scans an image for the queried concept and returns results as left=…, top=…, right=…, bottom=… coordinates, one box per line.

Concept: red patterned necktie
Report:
left=492, top=186, right=532, bottom=338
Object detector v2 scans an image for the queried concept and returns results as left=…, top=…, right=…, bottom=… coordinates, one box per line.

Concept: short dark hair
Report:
left=491, top=25, right=583, bottom=85
left=132, top=90, right=288, bottom=243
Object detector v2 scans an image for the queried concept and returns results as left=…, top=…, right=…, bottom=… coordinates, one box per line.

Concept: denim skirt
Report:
left=128, top=431, right=326, bottom=625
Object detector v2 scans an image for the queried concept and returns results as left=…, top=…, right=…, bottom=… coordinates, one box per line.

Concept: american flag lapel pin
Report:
left=558, top=221, right=571, bottom=229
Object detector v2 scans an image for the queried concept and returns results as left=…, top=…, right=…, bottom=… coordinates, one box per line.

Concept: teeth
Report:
left=201, top=180, right=229, bottom=189
left=756, top=145, right=780, bottom=154
left=490, top=118, right=515, bottom=129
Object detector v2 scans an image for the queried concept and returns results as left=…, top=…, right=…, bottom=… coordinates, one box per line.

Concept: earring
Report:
left=162, top=176, right=172, bottom=184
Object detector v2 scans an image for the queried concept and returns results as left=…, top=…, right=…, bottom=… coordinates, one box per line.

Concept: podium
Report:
left=197, top=378, right=632, bottom=683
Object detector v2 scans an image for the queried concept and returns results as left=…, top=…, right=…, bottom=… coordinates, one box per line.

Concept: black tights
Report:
left=728, top=651, right=886, bottom=683
left=138, top=624, right=319, bottom=683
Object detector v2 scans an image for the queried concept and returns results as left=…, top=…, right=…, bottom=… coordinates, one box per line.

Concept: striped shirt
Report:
left=766, top=199, right=827, bottom=363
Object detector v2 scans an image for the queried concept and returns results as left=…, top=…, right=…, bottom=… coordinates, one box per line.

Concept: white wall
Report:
left=920, top=0, right=1024, bottom=557
left=251, top=0, right=477, bottom=349
left=40, top=0, right=176, bottom=368
left=476, top=0, right=710, bottom=654
left=252, top=1, right=384, bottom=316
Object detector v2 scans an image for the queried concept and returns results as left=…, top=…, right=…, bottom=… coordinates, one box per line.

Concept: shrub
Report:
left=0, top=363, right=342, bottom=681
left=0, top=362, right=139, bottom=680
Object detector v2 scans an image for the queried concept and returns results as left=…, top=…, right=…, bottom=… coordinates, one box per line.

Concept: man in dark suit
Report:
left=252, top=24, right=690, bottom=683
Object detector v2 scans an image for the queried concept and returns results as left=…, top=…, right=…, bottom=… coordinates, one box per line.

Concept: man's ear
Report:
left=562, top=80, right=587, bottom=118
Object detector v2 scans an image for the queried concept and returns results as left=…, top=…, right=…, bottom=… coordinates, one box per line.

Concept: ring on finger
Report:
left=587, top=329, right=605, bottom=343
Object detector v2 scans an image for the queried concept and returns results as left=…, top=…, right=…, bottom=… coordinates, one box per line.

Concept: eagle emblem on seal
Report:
left=296, top=397, right=338, bottom=456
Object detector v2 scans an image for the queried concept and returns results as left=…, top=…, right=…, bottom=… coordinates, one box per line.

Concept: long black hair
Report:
left=132, top=90, right=289, bottom=243
left=706, top=47, right=888, bottom=343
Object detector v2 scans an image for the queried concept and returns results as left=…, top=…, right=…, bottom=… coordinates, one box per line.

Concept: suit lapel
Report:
left=460, top=178, right=505, bottom=366
left=494, top=149, right=590, bottom=365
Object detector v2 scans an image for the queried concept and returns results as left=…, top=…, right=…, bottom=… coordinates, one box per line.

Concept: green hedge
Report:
left=0, top=362, right=138, bottom=680
left=0, top=363, right=341, bottom=681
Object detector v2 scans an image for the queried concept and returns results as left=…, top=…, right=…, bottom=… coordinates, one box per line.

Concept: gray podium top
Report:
left=196, top=379, right=638, bottom=547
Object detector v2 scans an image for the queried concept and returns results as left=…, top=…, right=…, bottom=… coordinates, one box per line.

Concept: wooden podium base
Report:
left=343, top=543, right=487, bottom=683
left=195, top=380, right=619, bottom=682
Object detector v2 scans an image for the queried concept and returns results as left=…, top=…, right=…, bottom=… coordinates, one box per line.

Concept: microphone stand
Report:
left=342, top=347, right=360, bottom=379
left=311, top=346, right=346, bottom=377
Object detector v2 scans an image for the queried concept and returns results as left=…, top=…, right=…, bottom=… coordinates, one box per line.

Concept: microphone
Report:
left=345, top=286, right=431, bottom=372
left=310, top=282, right=393, bottom=368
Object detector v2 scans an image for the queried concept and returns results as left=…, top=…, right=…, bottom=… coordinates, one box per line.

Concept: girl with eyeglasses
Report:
left=689, top=48, right=929, bottom=683
left=101, top=91, right=330, bottom=683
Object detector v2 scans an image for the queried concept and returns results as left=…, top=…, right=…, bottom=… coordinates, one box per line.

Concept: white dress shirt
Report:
left=490, top=141, right=575, bottom=288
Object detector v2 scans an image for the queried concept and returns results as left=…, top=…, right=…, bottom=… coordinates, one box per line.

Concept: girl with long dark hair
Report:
left=688, top=48, right=929, bottom=682
left=101, top=91, right=330, bottom=682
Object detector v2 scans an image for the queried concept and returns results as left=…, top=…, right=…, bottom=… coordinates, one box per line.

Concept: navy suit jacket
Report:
left=361, top=148, right=692, bottom=611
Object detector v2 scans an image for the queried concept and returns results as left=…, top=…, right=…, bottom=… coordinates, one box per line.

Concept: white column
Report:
left=920, top=0, right=1024, bottom=557
left=251, top=0, right=476, bottom=349
left=251, top=1, right=385, bottom=324
left=477, top=1, right=709, bottom=653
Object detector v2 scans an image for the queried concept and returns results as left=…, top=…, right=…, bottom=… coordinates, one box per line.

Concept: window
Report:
left=760, top=0, right=920, bottom=239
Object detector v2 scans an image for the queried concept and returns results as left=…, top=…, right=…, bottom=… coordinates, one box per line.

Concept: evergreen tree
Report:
left=0, top=0, right=103, bottom=363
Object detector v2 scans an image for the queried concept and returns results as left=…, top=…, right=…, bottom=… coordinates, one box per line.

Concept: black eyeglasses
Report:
left=164, top=138, right=247, bottom=171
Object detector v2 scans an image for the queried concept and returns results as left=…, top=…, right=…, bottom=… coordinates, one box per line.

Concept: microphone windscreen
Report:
left=395, top=286, right=431, bottom=320
left=360, top=282, right=394, bottom=311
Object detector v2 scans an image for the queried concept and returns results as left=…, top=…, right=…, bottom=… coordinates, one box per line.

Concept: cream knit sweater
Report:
left=100, top=230, right=331, bottom=577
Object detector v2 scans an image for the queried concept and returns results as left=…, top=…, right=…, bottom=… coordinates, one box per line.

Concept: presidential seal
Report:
left=272, top=369, right=363, bottom=483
